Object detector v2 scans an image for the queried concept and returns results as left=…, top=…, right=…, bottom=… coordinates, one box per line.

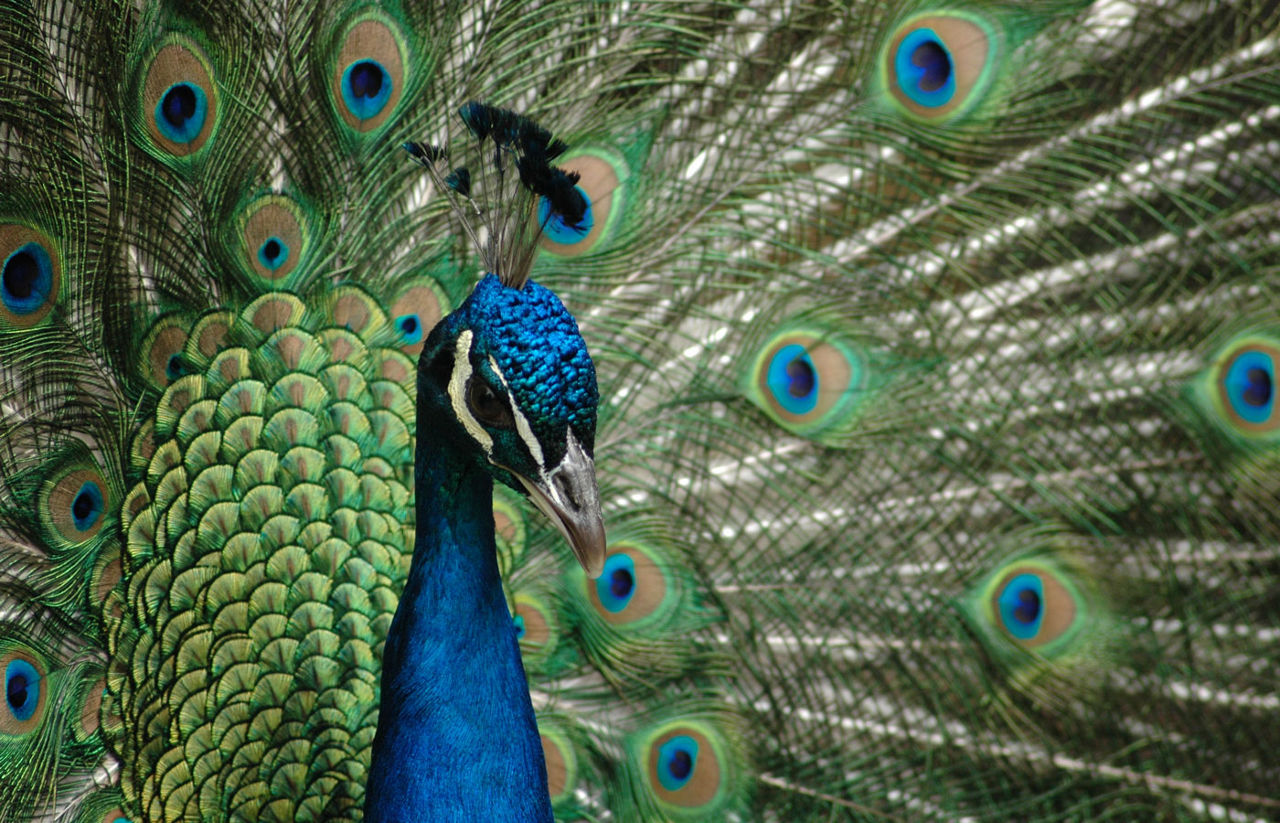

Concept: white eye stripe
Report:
left=489, top=355, right=546, bottom=468
left=449, top=331, right=493, bottom=454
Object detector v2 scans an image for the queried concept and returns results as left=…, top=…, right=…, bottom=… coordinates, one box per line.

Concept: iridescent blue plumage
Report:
left=367, top=113, right=605, bottom=819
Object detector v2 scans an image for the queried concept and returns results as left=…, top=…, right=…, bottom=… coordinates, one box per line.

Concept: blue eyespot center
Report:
left=1243, top=367, right=1272, bottom=407
left=656, top=735, right=699, bottom=791
left=596, top=553, right=637, bottom=613
left=166, top=353, right=184, bottom=380
left=895, top=28, right=956, bottom=107
left=1224, top=349, right=1275, bottom=424
left=155, top=82, right=208, bottom=143
left=609, top=567, right=634, bottom=599
left=162, top=84, right=197, bottom=127
left=348, top=61, right=384, bottom=99
left=513, top=614, right=526, bottom=639
left=342, top=60, right=393, bottom=120
left=998, top=573, right=1044, bottom=641
left=258, top=237, right=289, bottom=270
left=912, top=39, right=951, bottom=91
left=538, top=187, right=594, bottom=245
left=1013, top=588, right=1041, bottom=625
left=71, top=481, right=105, bottom=532
left=785, top=357, right=815, bottom=399
left=767, top=344, right=819, bottom=415
left=2, top=242, right=54, bottom=315
left=4, top=658, right=40, bottom=722
left=396, top=314, right=423, bottom=345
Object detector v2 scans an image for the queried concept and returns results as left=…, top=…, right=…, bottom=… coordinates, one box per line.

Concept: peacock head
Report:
left=416, top=272, right=605, bottom=577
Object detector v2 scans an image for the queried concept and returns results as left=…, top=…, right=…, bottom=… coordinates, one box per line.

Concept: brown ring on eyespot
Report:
left=195, top=319, right=229, bottom=358
left=542, top=734, right=570, bottom=798
left=252, top=297, right=298, bottom=333
left=100, top=809, right=128, bottom=823
left=332, top=20, right=405, bottom=132
left=0, top=224, right=61, bottom=329
left=142, top=43, right=217, bottom=156
left=378, top=354, right=410, bottom=383
left=332, top=295, right=372, bottom=332
left=585, top=543, right=668, bottom=625
left=1216, top=342, right=1280, bottom=433
left=390, top=285, right=444, bottom=355
left=647, top=727, right=721, bottom=807
left=48, top=468, right=110, bottom=543
left=515, top=600, right=552, bottom=648
left=80, top=677, right=106, bottom=735
left=95, top=557, right=122, bottom=604
left=537, top=154, right=619, bottom=256
left=243, top=202, right=304, bottom=282
left=494, top=510, right=519, bottom=543
left=146, top=324, right=189, bottom=387
left=756, top=335, right=855, bottom=426
left=0, top=651, right=47, bottom=735
left=991, top=566, right=1078, bottom=649
left=886, top=15, right=990, bottom=121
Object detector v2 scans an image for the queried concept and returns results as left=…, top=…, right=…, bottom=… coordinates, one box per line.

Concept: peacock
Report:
left=2, top=0, right=1278, bottom=821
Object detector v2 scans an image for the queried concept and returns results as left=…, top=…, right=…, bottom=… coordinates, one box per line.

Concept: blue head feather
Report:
left=369, top=272, right=601, bottom=823
left=432, top=273, right=599, bottom=467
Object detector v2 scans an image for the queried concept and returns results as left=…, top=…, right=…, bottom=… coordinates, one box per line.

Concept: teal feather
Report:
left=2, top=0, right=1280, bottom=821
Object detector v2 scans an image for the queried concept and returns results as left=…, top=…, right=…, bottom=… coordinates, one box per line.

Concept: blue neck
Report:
left=366, top=430, right=552, bottom=821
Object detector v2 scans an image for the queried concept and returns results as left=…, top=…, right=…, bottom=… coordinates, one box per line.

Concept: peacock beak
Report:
left=514, top=431, right=606, bottom=578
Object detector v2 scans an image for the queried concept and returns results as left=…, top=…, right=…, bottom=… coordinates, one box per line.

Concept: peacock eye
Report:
left=468, top=379, right=513, bottom=428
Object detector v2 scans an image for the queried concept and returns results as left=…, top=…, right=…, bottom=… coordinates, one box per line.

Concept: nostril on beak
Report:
left=554, top=471, right=579, bottom=510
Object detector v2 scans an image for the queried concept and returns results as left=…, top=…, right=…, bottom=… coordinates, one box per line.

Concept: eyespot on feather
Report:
left=41, top=463, right=113, bottom=546
left=1211, top=337, right=1278, bottom=437
left=330, top=16, right=407, bottom=133
left=0, top=224, right=61, bottom=329
left=988, top=565, right=1079, bottom=650
left=1, top=650, right=48, bottom=735
left=139, top=35, right=218, bottom=157
left=641, top=722, right=729, bottom=814
left=537, top=148, right=626, bottom=256
left=538, top=724, right=580, bottom=805
left=513, top=593, right=558, bottom=661
left=966, top=554, right=1094, bottom=662
left=391, top=282, right=448, bottom=355
left=585, top=541, right=676, bottom=627
left=746, top=329, right=868, bottom=437
left=238, top=196, right=309, bottom=286
left=880, top=11, right=1000, bottom=123
left=140, top=315, right=193, bottom=388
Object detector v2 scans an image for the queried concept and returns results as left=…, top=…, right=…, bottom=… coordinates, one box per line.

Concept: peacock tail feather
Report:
left=2, top=0, right=1278, bottom=821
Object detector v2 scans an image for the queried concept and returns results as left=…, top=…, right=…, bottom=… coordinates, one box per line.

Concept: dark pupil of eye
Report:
left=786, top=357, right=815, bottom=398
left=72, top=489, right=95, bottom=521
left=349, top=62, right=383, bottom=99
left=668, top=749, right=693, bottom=780
left=7, top=673, right=28, bottom=709
left=162, top=85, right=198, bottom=126
left=263, top=239, right=281, bottom=260
left=610, top=567, right=634, bottom=599
left=1243, top=366, right=1272, bottom=407
left=400, top=316, right=418, bottom=334
left=3, top=251, right=37, bottom=298
left=912, top=40, right=951, bottom=91
left=473, top=383, right=504, bottom=420
left=1013, top=588, right=1041, bottom=625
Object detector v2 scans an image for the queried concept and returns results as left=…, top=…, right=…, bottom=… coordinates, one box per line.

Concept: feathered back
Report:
left=2, top=0, right=1279, bottom=821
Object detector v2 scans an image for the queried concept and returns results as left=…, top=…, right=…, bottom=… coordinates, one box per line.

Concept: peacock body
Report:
left=2, top=1, right=1279, bottom=821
